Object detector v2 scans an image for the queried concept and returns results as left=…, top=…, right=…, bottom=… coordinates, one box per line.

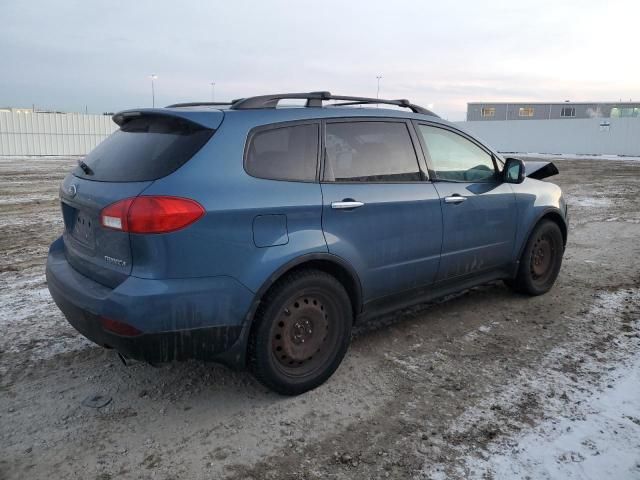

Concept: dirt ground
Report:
left=0, top=155, right=638, bottom=480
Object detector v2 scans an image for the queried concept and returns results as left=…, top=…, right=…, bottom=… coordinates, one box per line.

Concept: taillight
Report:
left=100, top=316, right=143, bottom=337
left=100, top=196, right=205, bottom=234
left=101, top=198, right=134, bottom=231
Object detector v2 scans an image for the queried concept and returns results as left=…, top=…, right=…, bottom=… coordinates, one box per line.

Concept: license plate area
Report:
left=70, top=210, right=96, bottom=247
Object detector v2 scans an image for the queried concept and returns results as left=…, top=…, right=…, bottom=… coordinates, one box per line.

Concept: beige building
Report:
left=0, top=107, right=35, bottom=114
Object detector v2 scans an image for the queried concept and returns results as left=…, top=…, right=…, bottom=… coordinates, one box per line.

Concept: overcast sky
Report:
left=1, top=0, right=637, bottom=120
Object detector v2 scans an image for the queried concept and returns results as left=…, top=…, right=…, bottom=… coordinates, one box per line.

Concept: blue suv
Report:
left=46, top=92, right=567, bottom=395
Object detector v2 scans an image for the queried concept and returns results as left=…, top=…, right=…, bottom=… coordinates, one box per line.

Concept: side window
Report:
left=324, top=122, right=421, bottom=182
left=417, top=125, right=496, bottom=182
left=245, top=123, right=319, bottom=181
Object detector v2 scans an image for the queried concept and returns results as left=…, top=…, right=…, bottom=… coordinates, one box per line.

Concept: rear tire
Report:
left=247, top=269, right=353, bottom=395
left=507, top=220, right=564, bottom=296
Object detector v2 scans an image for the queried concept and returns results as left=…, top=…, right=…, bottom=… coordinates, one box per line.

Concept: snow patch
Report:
left=514, top=153, right=640, bottom=162
left=0, top=267, right=91, bottom=367
left=421, top=288, right=640, bottom=479
left=481, top=358, right=640, bottom=479
left=565, top=194, right=611, bottom=208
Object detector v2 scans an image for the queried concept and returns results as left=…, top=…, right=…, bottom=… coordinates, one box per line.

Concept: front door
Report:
left=415, top=123, right=517, bottom=281
left=320, top=119, right=443, bottom=302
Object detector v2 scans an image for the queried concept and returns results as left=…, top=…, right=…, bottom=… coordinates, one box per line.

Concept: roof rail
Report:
left=165, top=101, right=233, bottom=108
left=230, top=91, right=438, bottom=116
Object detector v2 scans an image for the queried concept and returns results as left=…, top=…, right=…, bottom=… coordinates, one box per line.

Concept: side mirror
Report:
left=504, top=157, right=525, bottom=184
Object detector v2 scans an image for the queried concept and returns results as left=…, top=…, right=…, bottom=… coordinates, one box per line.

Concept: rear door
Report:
left=414, top=123, right=517, bottom=280
left=320, top=119, right=443, bottom=302
left=60, top=113, right=216, bottom=287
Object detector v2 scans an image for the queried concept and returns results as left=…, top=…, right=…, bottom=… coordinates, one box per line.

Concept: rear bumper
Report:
left=45, top=236, right=254, bottom=367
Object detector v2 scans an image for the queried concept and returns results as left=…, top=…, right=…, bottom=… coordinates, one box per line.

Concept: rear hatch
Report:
left=60, top=111, right=219, bottom=287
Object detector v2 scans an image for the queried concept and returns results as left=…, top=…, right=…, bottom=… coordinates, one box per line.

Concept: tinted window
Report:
left=73, top=115, right=214, bottom=182
left=324, top=122, right=421, bottom=182
left=417, top=125, right=496, bottom=182
left=245, top=124, right=319, bottom=181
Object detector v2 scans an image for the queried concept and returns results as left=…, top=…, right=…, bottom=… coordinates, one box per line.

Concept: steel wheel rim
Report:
left=530, top=234, right=555, bottom=282
left=270, top=292, right=339, bottom=377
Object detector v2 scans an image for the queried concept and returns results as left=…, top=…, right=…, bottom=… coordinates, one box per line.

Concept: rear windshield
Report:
left=73, top=115, right=214, bottom=182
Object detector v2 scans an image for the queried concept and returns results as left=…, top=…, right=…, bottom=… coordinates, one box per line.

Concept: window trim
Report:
left=320, top=117, right=429, bottom=184
left=560, top=106, right=576, bottom=118
left=412, top=121, right=501, bottom=184
left=243, top=120, right=321, bottom=183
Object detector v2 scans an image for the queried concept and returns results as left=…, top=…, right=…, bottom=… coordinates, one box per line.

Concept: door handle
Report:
left=331, top=200, right=364, bottom=210
left=444, top=195, right=466, bottom=204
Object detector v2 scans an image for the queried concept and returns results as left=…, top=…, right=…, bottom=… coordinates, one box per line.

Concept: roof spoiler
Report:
left=111, top=108, right=224, bottom=130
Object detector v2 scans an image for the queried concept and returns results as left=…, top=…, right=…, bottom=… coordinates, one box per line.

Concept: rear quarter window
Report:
left=73, top=115, right=214, bottom=182
left=244, top=123, right=319, bottom=182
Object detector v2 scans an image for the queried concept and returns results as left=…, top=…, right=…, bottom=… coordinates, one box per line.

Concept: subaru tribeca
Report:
left=46, top=92, right=567, bottom=395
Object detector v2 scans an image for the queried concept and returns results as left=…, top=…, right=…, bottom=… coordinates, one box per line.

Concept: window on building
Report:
left=620, top=108, right=635, bottom=117
left=245, top=123, right=319, bottom=181
left=518, top=107, right=535, bottom=117
left=324, top=122, right=421, bottom=182
left=611, top=107, right=640, bottom=118
left=561, top=107, right=576, bottom=117
left=481, top=107, right=495, bottom=118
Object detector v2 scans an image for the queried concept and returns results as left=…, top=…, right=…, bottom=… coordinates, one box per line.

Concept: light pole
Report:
left=210, top=82, right=216, bottom=102
left=376, top=75, right=382, bottom=107
left=149, top=74, right=158, bottom=107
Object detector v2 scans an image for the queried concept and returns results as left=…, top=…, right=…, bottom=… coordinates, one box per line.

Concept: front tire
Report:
left=248, top=269, right=353, bottom=395
left=508, top=220, right=564, bottom=296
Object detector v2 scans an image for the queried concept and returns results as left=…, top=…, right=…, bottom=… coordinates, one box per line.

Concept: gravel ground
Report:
left=0, top=155, right=638, bottom=480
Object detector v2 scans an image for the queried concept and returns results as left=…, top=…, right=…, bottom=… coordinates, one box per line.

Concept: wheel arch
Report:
left=244, top=253, right=363, bottom=328
left=518, top=208, right=568, bottom=261
left=537, top=209, right=567, bottom=247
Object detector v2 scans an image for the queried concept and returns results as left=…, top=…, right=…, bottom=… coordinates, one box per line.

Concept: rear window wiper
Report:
left=78, top=159, right=94, bottom=176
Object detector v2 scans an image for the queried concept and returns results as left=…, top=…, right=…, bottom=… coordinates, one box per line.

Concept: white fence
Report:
left=2, top=111, right=639, bottom=157
left=0, top=112, right=117, bottom=156
left=457, top=117, right=640, bottom=156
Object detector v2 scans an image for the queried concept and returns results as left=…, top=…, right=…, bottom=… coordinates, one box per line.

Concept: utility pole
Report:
left=210, top=82, right=216, bottom=102
left=149, top=74, right=158, bottom=107
left=376, top=75, right=382, bottom=106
